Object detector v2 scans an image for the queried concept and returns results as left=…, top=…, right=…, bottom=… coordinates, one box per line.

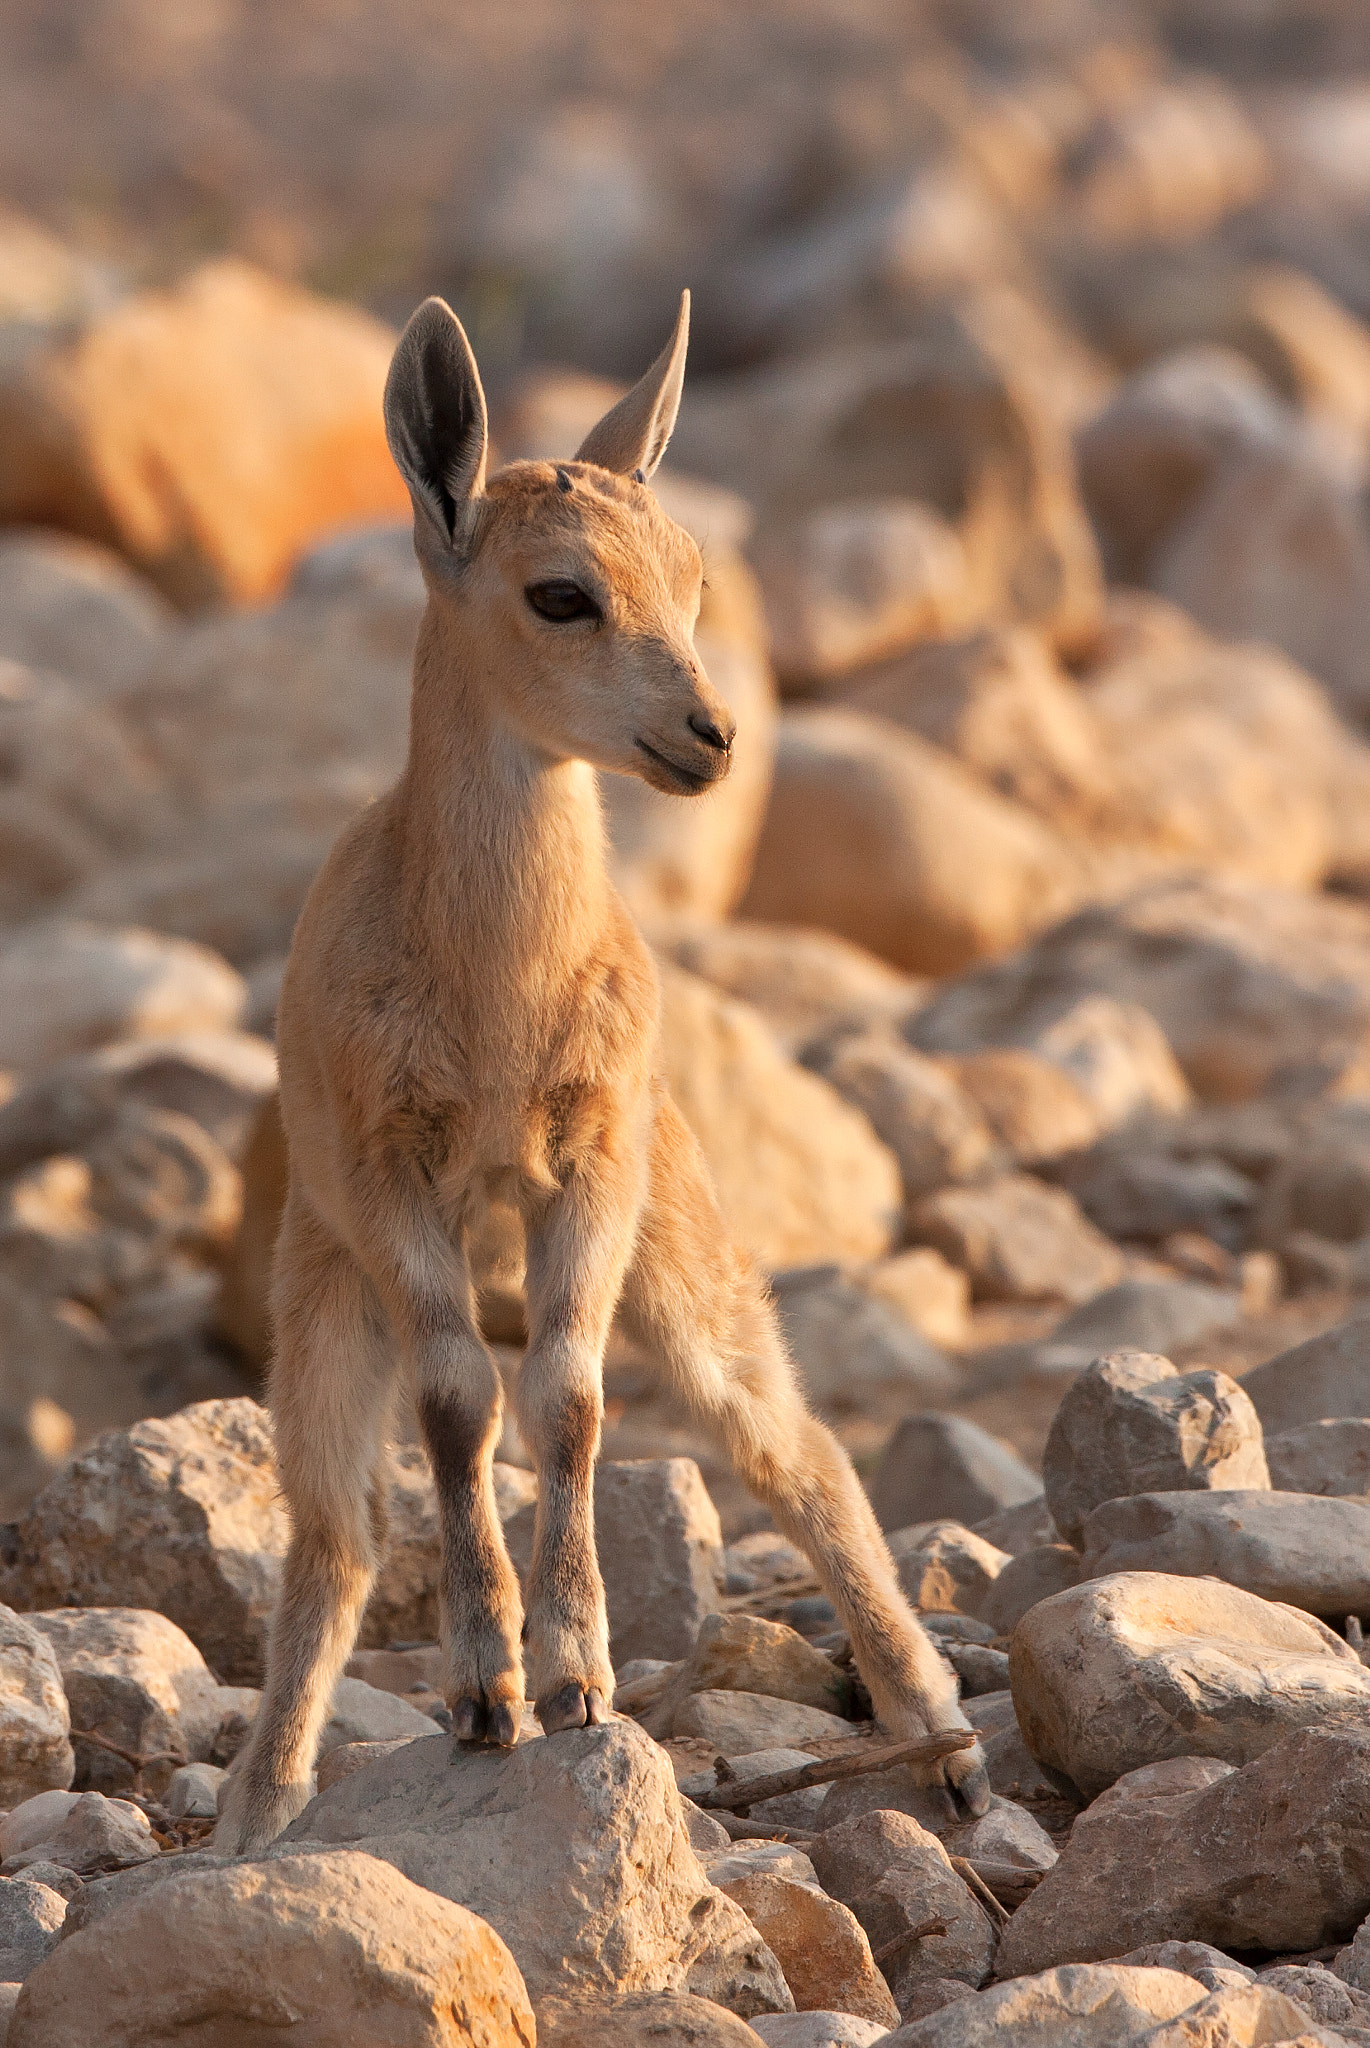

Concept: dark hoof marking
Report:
left=539, top=1682, right=594, bottom=1733
left=451, top=1696, right=488, bottom=1742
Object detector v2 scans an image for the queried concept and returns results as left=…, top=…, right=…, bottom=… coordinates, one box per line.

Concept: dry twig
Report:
left=693, top=1728, right=975, bottom=1812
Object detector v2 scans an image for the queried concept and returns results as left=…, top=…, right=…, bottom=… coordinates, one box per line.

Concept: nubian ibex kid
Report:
left=216, top=291, right=989, bottom=1853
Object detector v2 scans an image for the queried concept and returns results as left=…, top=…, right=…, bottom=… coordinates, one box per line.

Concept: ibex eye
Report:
left=526, top=580, right=600, bottom=623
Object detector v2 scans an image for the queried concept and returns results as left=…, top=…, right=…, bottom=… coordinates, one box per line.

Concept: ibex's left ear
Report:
left=575, top=290, right=689, bottom=481
left=384, top=297, right=488, bottom=553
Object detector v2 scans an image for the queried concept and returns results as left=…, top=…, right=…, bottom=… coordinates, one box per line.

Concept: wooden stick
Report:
left=693, top=1727, right=975, bottom=1812
left=950, top=1853, right=1012, bottom=1927
left=710, top=1811, right=817, bottom=1845
left=873, top=1919, right=949, bottom=1966
left=71, top=1726, right=187, bottom=1794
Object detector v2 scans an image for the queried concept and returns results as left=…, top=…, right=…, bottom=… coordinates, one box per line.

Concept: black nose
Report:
left=688, top=711, right=735, bottom=753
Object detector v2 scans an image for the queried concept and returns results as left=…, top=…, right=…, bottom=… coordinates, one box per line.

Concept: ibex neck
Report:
left=395, top=606, right=610, bottom=974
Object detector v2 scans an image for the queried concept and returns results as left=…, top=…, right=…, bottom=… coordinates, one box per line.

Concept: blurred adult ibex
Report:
left=216, top=291, right=988, bottom=1853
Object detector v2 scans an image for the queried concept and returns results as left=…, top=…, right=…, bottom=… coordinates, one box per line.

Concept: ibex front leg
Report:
left=515, top=1151, right=639, bottom=1731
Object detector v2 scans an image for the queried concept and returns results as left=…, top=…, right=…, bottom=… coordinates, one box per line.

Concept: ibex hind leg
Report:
left=618, top=1094, right=991, bottom=1815
left=215, top=1189, right=396, bottom=1855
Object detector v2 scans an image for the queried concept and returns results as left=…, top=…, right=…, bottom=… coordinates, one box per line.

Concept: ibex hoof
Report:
left=537, top=1682, right=612, bottom=1734
left=450, top=1694, right=522, bottom=1747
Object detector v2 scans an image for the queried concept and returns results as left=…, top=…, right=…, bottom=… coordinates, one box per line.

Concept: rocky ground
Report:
left=8, top=0, right=1370, bottom=2041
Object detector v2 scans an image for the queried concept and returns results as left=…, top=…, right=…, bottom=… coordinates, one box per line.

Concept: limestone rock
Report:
left=163, top=1762, right=226, bottom=1819
left=317, top=1677, right=441, bottom=1758
left=0, top=531, right=173, bottom=697
left=650, top=920, right=917, bottom=1057
left=3, top=1792, right=156, bottom=1877
left=977, top=1547, right=1082, bottom=1634
left=0, top=1794, right=79, bottom=1862
left=1043, top=1352, right=1270, bottom=1550
left=280, top=1721, right=788, bottom=2008
left=891, top=1523, right=1010, bottom=1617
left=808, top=1808, right=996, bottom=2015
left=0, top=1611, right=72, bottom=1808
left=996, top=1726, right=1370, bottom=1974
left=908, top=876, right=1370, bottom=1105
left=658, top=964, right=902, bottom=1267
left=864, top=1250, right=972, bottom=1352
left=672, top=1692, right=854, bottom=1753
left=841, top=627, right=1112, bottom=842
left=0, top=1398, right=287, bottom=1685
left=0, top=1879, right=64, bottom=1983
left=1079, top=1491, right=1370, bottom=1620
left=0, top=260, right=410, bottom=608
left=869, top=1415, right=1041, bottom=1537
left=1111, top=1940, right=1253, bottom=1992
left=909, top=1176, right=1123, bottom=1306
left=814, top=1031, right=993, bottom=1205
left=939, top=1047, right=1102, bottom=1169
left=772, top=1268, right=959, bottom=1415
left=1055, top=1147, right=1254, bottom=1248
left=647, top=1614, right=853, bottom=1739
left=751, top=2016, right=892, bottom=2048
left=1036, top=1284, right=1240, bottom=1377
left=740, top=708, right=1079, bottom=979
left=0, top=922, right=245, bottom=1071
left=7, top=1849, right=536, bottom=2047
left=502, top=1457, right=721, bottom=1667
left=1266, top=1419, right=1370, bottom=1498
left=754, top=497, right=970, bottom=688
left=1262, top=1964, right=1370, bottom=2033
left=538, top=1991, right=762, bottom=2045
left=1010, top=1572, right=1370, bottom=1799
left=27, top=1608, right=226, bottom=1798
left=1241, top=1317, right=1370, bottom=1436
left=724, top=1872, right=899, bottom=2028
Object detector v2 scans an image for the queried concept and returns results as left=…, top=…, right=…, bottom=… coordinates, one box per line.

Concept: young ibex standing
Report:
left=216, top=292, right=988, bottom=1854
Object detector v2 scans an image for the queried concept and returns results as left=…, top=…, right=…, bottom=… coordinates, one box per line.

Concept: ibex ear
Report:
left=384, top=297, right=488, bottom=551
left=574, top=290, right=690, bottom=481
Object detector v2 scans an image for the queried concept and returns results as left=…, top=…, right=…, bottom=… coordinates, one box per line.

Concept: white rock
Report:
left=1079, top=1490, right=1370, bottom=1620
left=3, top=1792, right=156, bottom=1878
left=877, top=1963, right=1209, bottom=2044
left=281, top=1721, right=790, bottom=2011
left=28, top=1609, right=226, bottom=1798
left=751, top=2017, right=891, bottom=2048
left=0, top=1612, right=72, bottom=1808
left=0, top=1879, right=65, bottom=1983
left=869, top=1415, right=1042, bottom=1537
left=673, top=1691, right=854, bottom=1754
left=1010, top=1572, right=1370, bottom=1798
left=317, top=1677, right=441, bottom=1758
left=163, top=1763, right=227, bottom=1819
left=0, top=1795, right=79, bottom=1864
left=1042, top=1351, right=1270, bottom=1549
left=0, top=921, right=246, bottom=1070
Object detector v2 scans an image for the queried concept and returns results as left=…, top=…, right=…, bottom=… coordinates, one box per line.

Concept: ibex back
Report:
left=215, top=291, right=989, bottom=1854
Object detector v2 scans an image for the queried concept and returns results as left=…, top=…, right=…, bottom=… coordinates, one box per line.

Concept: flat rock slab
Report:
left=1079, top=1489, right=1370, bottom=1619
left=1240, top=1314, right=1370, bottom=1436
left=996, top=1726, right=1370, bottom=1975
left=1010, top=1571, right=1370, bottom=1798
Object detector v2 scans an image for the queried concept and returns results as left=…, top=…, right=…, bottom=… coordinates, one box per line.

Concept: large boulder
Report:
left=908, top=1175, right=1123, bottom=1306
left=879, top=1966, right=1308, bottom=2046
left=772, top=1268, right=959, bottom=1415
left=1010, top=1572, right=1370, bottom=1799
left=720, top=1871, right=899, bottom=2027
left=909, top=876, right=1370, bottom=1103
left=502, top=1458, right=721, bottom=1666
left=27, top=1608, right=228, bottom=1797
left=0, top=921, right=245, bottom=1071
left=1078, top=1490, right=1370, bottom=1620
left=741, top=708, right=1080, bottom=978
left=996, top=1727, right=1370, bottom=1975
left=539, top=1991, right=763, bottom=2045
left=8, top=1849, right=537, bottom=2047
left=279, top=1722, right=790, bottom=2011
left=0, top=1399, right=287, bottom=1685
left=1042, top=1352, right=1269, bottom=1549
left=1266, top=1419, right=1370, bottom=1497
left=0, top=1607, right=73, bottom=1806
left=657, top=964, right=902, bottom=1267
left=0, top=530, right=173, bottom=697
left=0, top=260, right=410, bottom=607
left=1240, top=1316, right=1370, bottom=1436
left=868, top=1415, right=1041, bottom=1536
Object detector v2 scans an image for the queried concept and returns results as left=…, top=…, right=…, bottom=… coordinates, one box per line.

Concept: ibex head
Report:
left=384, top=290, right=735, bottom=796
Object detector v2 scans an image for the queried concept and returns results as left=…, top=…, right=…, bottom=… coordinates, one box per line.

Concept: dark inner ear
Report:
left=413, top=332, right=482, bottom=541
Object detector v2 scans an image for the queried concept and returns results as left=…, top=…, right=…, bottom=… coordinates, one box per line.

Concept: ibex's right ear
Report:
left=383, top=298, right=488, bottom=553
